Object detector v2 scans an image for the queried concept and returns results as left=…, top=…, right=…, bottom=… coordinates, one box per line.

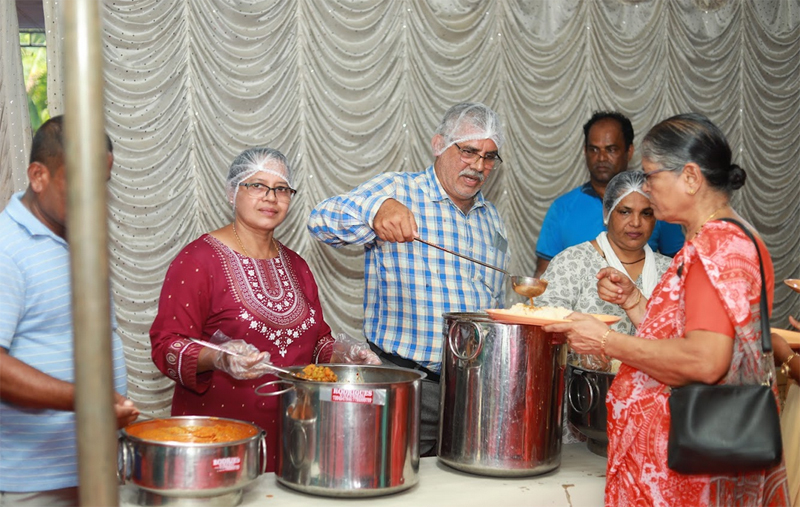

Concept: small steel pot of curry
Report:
left=119, top=416, right=266, bottom=506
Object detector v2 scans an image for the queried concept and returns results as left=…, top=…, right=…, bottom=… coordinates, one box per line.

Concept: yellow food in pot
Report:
left=298, top=364, right=338, bottom=382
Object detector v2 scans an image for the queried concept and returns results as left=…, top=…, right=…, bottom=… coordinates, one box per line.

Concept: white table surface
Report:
left=121, top=443, right=607, bottom=507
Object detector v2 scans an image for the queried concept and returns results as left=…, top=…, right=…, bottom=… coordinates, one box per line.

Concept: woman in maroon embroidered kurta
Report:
left=150, top=148, right=334, bottom=472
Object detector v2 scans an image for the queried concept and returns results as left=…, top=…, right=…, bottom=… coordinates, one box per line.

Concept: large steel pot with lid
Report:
left=438, top=312, right=568, bottom=476
left=256, top=364, right=424, bottom=497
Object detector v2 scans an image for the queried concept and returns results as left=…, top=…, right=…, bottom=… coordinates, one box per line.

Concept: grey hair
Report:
left=641, top=113, right=746, bottom=195
left=433, top=102, right=504, bottom=155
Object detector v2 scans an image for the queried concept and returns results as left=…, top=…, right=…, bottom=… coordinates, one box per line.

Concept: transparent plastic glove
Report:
left=209, top=332, right=272, bottom=379
left=330, top=333, right=382, bottom=365
left=577, top=353, right=611, bottom=373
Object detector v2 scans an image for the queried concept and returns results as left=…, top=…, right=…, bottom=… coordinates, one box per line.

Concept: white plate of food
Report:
left=485, top=306, right=621, bottom=327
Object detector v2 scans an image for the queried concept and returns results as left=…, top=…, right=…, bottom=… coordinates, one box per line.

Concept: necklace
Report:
left=600, top=251, right=646, bottom=265
left=232, top=222, right=251, bottom=257
left=232, top=222, right=279, bottom=259
left=691, top=203, right=729, bottom=239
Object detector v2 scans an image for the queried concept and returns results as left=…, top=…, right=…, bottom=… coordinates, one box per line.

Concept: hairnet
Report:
left=433, top=102, right=504, bottom=156
left=603, top=171, right=649, bottom=225
left=226, top=147, right=292, bottom=208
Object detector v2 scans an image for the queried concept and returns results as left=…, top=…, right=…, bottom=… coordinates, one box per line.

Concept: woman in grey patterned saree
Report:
left=536, top=171, right=672, bottom=336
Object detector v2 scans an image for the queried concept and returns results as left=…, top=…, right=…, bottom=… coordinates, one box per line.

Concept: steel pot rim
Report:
left=256, top=364, right=426, bottom=393
left=121, top=415, right=264, bottom=447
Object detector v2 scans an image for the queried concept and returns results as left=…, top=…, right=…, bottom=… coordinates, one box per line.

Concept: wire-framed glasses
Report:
left=239, top=182, right=297, bottom=201
left=642, top=167, right=672, bottom=182
left=454, top=143, right=503, bottom=169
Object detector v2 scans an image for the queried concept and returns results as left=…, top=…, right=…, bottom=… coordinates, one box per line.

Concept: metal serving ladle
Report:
left=188, top=338, right=309, bottom=381
left=413, top=237, right=548, bottom=305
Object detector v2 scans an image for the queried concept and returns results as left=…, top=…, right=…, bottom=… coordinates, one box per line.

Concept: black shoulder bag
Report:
left=667, top=218, right=783, bottom=475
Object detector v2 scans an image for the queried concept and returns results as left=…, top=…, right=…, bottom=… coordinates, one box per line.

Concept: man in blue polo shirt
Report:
left=0, top=116, right=139, bottom=506
left=534, top=111, right=684, bottom=277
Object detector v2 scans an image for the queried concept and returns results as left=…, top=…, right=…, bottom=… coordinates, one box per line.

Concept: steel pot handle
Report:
left=448, top=320, right=482, bottom=362
left=255, top=379, right=294, bottom=396
left=117, top=435, right=132, bottom=485
left=257, top=431, right=268, bottom=475
left=287, top=424, right=308, bottom=469
left=567, top=372, right=598, bottom=415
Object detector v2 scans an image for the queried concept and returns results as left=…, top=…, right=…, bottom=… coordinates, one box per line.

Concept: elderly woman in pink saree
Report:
left=546, top=113, right=789, bottom=506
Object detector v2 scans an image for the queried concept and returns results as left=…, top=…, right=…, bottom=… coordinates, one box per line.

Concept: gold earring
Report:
left=688, top=188, right=697, bottom=195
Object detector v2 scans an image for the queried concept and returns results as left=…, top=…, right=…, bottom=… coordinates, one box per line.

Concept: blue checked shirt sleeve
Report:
left=307, top=173, right=399, bottom=247
left=0, top=252, right=23, bottom=349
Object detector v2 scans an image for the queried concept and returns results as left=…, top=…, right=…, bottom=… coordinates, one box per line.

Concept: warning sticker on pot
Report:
left=320, top=387, right=386, bottom=405
left=212, top=457, right=241, bottom=473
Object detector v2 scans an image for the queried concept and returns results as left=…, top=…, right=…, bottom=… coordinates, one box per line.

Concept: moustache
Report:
left=459, top=168, right=485, bottom=182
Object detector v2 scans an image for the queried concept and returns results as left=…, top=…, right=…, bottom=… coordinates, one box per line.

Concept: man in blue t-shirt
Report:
left=534, top=111, right=684, bottom=277
left=0, top=116, right=139, bottom=505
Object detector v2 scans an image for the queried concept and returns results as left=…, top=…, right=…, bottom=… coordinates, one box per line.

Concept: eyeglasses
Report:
left=239, top=182, right=297, bottom=201
left=454, top=143, right=503, bottom=169
left=642, top=167, right=672, bottom=182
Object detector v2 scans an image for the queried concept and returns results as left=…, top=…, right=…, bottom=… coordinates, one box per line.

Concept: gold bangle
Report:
left=621, top=290, right=642, bottom=311
left=781, top=352, right=798, bottom=377
left=601, top=329, right=612, bottom=359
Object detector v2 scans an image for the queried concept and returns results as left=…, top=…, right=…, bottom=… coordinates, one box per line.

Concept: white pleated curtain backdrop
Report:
left=1, top=0, right=798, bottom=414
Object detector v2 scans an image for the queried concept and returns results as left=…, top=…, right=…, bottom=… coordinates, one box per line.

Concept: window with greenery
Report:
left=20, top=29, right=48, bottom=131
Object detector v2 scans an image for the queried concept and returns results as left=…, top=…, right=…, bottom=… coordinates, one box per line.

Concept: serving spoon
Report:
left=785, top=279, right=800, bottom=293
left=413, top=237, right=548, bottom=304
left=188, top=338, right=309, bottom=381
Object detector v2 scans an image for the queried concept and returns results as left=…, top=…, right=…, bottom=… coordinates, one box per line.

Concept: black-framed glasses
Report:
left=454, top=143, right=503, bottom=169
left=642, top=167, right=672, bottom=182
left=239, top=182, right=297, bottom=201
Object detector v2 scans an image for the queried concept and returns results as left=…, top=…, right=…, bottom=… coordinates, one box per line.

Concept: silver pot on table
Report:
left=438, top=312, right=568, bottom=477
left=118, top=416, right=266, bottom=506
left=256, top=364, right=424, bottom=497
left=566, top=361, right=615, bottom=457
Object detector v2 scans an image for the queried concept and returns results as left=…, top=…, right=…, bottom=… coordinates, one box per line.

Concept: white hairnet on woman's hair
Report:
left=226, top=147, right=292, bottom=209
left=603, top=171, right=649, bottom=225
left=433, top=102, right=504, bottom=156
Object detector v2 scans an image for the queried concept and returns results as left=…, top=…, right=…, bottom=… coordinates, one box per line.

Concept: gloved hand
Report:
left=330, top=333, right=382, bottom=365
left=577, top=353, right=611, bottom=373
left=209, top=333, right=272, bottom=380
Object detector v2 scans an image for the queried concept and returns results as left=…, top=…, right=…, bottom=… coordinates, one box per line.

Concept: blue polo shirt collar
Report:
left=580, top=181, right=601, bottom=200
left=5, top=192, right=68, bottom=247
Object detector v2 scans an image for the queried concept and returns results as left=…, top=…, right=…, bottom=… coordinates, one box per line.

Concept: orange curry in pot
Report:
left=127, top=418, right=258, bottom=444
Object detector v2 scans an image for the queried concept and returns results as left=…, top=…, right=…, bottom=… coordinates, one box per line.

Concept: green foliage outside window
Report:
left=20, top=31, right=49, bottom=132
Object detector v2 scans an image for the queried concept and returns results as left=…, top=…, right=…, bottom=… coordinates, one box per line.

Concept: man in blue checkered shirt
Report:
left=308, top=102, right=510, bottom=455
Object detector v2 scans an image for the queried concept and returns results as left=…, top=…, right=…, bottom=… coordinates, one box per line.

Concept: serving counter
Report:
left=120, top=443, right=607, bottom=507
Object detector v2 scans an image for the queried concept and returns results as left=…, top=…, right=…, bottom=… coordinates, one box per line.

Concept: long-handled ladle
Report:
left=413, top=237, right=548, bottom=304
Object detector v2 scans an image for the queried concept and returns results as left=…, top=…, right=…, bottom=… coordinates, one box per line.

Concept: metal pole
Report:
left=63, top=1, right=119, bottom=505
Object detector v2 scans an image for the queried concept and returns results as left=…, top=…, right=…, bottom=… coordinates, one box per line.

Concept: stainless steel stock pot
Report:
left=118, top=416, right=266, bottom=506
left=438, top=312, right=568, bottom=476
left=566, top=361, right=615, bottom=457
left=256, top=364, right=424, bottom=497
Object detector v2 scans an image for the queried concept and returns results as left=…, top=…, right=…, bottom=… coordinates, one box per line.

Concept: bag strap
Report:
left=717, top=218, right=772, bottom=354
